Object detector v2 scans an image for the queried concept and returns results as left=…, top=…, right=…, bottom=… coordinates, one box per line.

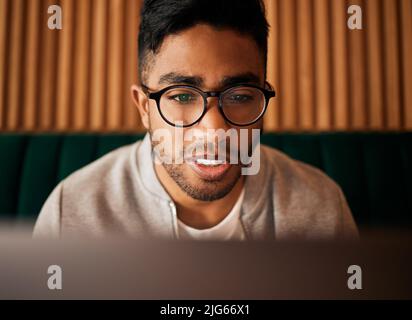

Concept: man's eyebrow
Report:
left=157, top=72, right=262, bottom=88
left=158, top=72, right=203, bottom=87
left=220, top=73, right=261, bottom=88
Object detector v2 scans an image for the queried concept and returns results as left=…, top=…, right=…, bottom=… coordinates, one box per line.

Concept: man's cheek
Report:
left=151, top=128, right=174, bottom=165
left=173, top=126, right=185, bottom=164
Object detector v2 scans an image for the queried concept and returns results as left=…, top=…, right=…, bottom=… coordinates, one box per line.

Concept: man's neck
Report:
left=154, top=163, right=244, bottom=229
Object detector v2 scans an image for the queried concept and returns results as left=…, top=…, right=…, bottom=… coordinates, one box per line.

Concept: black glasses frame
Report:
left=141, top=82, right=276, bottom=127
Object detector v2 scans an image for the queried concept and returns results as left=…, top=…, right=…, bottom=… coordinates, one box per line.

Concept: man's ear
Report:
left=131, top=84, right=150, bottom=129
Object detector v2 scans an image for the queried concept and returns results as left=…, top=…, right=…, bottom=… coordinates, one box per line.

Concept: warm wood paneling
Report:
left=6, top=0, right=24, bottom=130
left=56, top=0, right=73, bottom=130
left=0, top=0, right=410, bottom=132
left=264, top=0, right=411, bottom=131
left=383, top=0, right=402, bottom=129
left=297, top=0, right=315, bottom=130
left=89, top=0, right=108, bottom=131
left=0, top=0, right=9, bottom=129
left=331, top=0, right=349, bottom=130
left=72, top=0, right=91, bottom=131
left=265, top=0, right=280, bottom=131
left=279, top=0, right=298, bottom=130
left=313, top=0, right=332, bottom=130
left=38, top=0, right=59, bottom=130
left=123, top=0, right=142, bottom=130
left=22, top=0, right=40, bottom=130
left=365, top=0, right=385, bottom=129
left=348, top=0, right=367, bottom=129
left=107, top=0, right=124, bottom=130
left=400, top=0, right=412, bottom=129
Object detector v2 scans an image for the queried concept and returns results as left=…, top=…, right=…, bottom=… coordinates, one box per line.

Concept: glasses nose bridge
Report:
left=204, top=91, right=223, bottom=108
left=198, top=90, right=229, bottom=129
left=204, top=91, right=221, bottom=99
left=199, top=90, right=226, bottom=123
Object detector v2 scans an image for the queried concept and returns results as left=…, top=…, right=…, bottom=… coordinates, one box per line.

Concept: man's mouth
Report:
left=186, top=156, right=231, bottom=181
left=195, top=158, right=225, bottom=166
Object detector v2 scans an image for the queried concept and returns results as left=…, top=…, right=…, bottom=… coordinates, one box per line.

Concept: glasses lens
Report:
left=221, top=87, right=266, bottom=125
left=159, top=88, right=204, bottom=126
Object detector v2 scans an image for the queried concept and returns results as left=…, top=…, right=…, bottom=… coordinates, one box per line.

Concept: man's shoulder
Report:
left=260, top=144, right=357, bottom=240
left=261, top=144, right=341, bottom=195
left=33, top=140, right=145, bottom=238
left=61, top=141, right=141, bottom=194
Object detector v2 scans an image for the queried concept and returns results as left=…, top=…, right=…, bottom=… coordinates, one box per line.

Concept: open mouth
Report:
left=186, top=156, right=231, bottom=181
left=195, top=158, right=226, bottom=166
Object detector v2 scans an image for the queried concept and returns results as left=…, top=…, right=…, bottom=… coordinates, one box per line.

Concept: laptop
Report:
left=0, top=225, right=411, bottom=299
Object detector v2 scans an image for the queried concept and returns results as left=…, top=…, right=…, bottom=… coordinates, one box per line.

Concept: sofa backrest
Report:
left=1, top=132, right=411, bottom=228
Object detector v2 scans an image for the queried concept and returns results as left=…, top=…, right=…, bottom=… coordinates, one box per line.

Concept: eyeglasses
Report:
left=141, top=83, right=276, bottom=127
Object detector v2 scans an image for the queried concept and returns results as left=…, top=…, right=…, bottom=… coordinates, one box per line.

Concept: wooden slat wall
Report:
left=0, top=0, right=411, bottom=132
left=265, top=0, right=412, bottom=131
left=0, top=0, right=142, bottom=132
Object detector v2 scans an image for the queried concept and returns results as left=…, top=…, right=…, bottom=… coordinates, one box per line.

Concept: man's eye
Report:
left=227, top=94, right=253, bottom=103
left=169, top=94, right=194, bottom=103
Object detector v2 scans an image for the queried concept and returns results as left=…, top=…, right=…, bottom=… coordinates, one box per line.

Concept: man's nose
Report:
left=197, top=97, right=230, bottom=130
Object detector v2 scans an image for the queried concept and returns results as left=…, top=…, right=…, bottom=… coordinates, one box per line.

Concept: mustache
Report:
left=183, top=140, right=252, bottom=162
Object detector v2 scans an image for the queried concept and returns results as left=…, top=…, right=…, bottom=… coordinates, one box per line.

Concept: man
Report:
left=33, top=0, right=358, bottom=240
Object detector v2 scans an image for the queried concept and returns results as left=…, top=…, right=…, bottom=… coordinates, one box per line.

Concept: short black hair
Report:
left=138, top=0, right=269, bottom=83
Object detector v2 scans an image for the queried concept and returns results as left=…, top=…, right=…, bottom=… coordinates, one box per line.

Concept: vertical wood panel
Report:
left=400, top=0, right=412, bottom=129
left=279, top=0, right=297, bottom=130
left=107, top=0, right=124, bottom=130
left=264, top=0, right=280, bottom=131
left=0, top=0, right=8, bottom=128
left=39, top=0, right=59, bottom=130
left=90, top=0, right=107, bottom=131
left=331, top=0, right=349, bottom=130
left=56, top=0, right=74, bottom=130
left=297, top=0, right=315, bottom=130
left=72, top=0, right=91, bottom=130
left=348, top=0, right=367, bottom=129
left=7, top=0, right=24, bottom=130
left=383, top=0, right=401, bottom=129
left=366, top=0, right=385, bottom=129
left=124, top=0, right=142, bottom=131
left=314, top=0, right=332, bottom=130
left=22, top=0, right=41, bottom=130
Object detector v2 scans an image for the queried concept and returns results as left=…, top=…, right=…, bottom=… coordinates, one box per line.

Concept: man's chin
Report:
left=164, top=163, right=241, bottom=201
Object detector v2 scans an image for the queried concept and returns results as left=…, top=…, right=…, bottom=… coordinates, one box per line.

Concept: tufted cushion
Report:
left=0, top=132, right=411, bottom=228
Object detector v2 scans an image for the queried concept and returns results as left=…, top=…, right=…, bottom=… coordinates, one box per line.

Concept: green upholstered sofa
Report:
left=1, top=132, right=411, bottom=230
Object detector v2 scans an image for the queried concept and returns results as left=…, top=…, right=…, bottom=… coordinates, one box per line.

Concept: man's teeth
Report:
left=196, top=159, right=225, bottom=166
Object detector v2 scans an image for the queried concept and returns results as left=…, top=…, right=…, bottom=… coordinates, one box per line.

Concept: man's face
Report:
left=137, top=24, right=265, bottom=201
